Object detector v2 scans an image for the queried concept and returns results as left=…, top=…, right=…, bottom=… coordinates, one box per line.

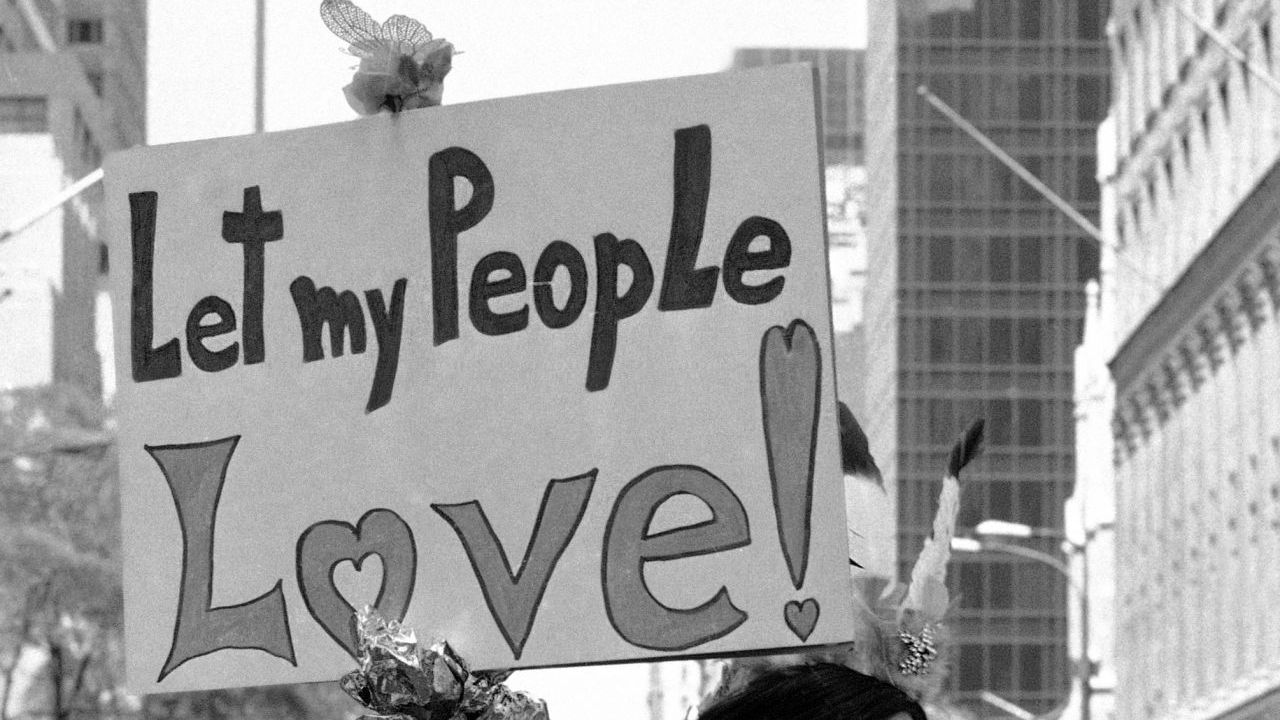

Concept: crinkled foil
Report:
left=340, top=606, right=549, bottom=720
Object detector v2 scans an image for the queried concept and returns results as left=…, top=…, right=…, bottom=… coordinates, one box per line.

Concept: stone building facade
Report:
left=0, top=0, right=146, bottom=395
left=1106, top=0, right=1280, bottom=718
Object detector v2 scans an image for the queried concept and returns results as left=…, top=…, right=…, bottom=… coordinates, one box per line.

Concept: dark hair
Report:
left=698, top=663, right=928, bottom=720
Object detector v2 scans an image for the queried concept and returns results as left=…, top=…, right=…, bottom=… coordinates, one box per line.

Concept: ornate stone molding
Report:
left=1110, top=154, right=1280, bottom=458
left=1111, top=156, right=1280, bottom=392
left=1112, top=242, right=1280, bottom=457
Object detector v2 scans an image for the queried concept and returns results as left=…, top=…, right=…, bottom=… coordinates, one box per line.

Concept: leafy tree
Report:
left=0, top=384, right=121, bottom=719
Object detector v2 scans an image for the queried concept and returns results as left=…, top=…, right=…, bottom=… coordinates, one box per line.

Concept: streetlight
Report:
left=951, top=520, right=1102, bottom=720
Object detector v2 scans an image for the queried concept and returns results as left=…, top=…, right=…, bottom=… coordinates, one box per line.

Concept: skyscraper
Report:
left=733, top=47, right=865, bottom=166
left=864, top=2, right=1107, bottom=715
left=0, top=0, right=146, bottom=395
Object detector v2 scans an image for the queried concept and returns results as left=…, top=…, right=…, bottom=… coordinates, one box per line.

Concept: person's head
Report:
left=698, top=662, right=928, bottom=720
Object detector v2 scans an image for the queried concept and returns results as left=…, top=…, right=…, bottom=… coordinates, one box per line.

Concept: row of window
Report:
left=910, top=151, right=1100, bottom=207
left=923, top=316, right=1046, bottom=365
left=905, top=234, right=1101, bottom=287
left=921, top=72, right=1107, bottom=125
left=911, top=395, right=1064, bottom=447
left=900, top=470, right=1065, bottom=530
left=952, top=638, right=1067, bottom=698
left=919, top=0, right=1106, bottom=43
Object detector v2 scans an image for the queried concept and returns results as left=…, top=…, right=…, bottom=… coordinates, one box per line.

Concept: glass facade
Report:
left=732, top=48, right=866, bottom=165
left=865, top=1, right=1107, bottom=715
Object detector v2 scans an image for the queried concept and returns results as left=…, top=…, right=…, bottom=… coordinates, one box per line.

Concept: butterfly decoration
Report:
left=320, top=0, right=457, bottom=115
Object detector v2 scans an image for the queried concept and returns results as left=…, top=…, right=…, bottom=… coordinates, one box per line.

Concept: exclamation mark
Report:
left=758, top=320, right=823, bottom=641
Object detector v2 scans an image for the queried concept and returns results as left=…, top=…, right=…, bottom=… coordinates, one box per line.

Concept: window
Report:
left=0, top=96, right=46, bottom=132
left=1077, top=76, right=1104, bottom=122
left=956, top=237, right=985, bottom=282
left=989, top=238, right=1013, bottom=281
left=988, top=480, right=1012, bottom=519
left=956, top=644, right=984, bottom=689
left=1078, top=1, right=1104, bottom=40
left=1017, top=483, right=1044, bottom=527
left=1015, top=319, right=1042, bottom=363
left=929, top=318, right=953, bottom=362
left=957, top=8, right=980, bottom=38
left=989, top=318, right=1013, bottom=363
left=1077, top=237, right=1100, bottom=283
left=67, top=18, right=103, bottom=44
left=988, top=399, right=1013, bottom=445
left=1017, top=240, right=1042, bottom=282
left=956, top=318, right=984, bottom=363
left=986, top=0, right=1013, bottom=39
left=927, top=11, right=955, bottom=38
left=1019, top=644, right=1045, bottom=691
left=929, top=156, right=955, bottom=201
left=988, top=565, right=1014, bottom=610
left=956, top=562, right=985, bottom=611
left=928, top=399, right=955, bottom=444
left=1016, top=399, right=1042, bottom=445
left=1076, top=156, right=1099, bottom=202
left=1019, top=0, right=1042, bottom=40
left=1018, top=75, right=1043, bottom=120
left=929, top=237, right=955, bottom=281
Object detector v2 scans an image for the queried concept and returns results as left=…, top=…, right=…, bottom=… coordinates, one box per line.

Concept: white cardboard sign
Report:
left=107, top=65, right=855, bottom=693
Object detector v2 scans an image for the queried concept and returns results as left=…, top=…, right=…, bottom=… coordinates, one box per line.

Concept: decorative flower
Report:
left=321, top=0, right=457, bottom=115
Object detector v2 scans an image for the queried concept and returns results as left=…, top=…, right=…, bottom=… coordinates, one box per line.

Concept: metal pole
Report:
left=1080, top=542, right=1092, bottom=720
left=1175, top=3, right=1280, bottom=99
left=916, top=85, right=1106, bottom=246
left=0, top=168, right=104, bottom=245
left=962, top=538, right=1091, bottom=720
left=254, top=0, right=266, bottom=133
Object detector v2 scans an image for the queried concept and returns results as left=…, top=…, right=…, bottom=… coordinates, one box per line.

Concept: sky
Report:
left=145, top=3, right=864, bottom=718
left=148, top=0, right=865, bottom=144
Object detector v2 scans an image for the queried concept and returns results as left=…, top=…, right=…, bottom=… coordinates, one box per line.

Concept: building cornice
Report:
left=1110, top=157, right=1280, bottom=457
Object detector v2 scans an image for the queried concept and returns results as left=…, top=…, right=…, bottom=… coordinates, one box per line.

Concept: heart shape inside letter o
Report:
left=296, top=508, right=417, bottom=658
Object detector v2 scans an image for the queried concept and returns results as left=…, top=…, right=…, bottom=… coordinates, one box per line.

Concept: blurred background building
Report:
left=864, top=1, right=1108, bottom=716
left=0, top=0, right=146, bottom=397
left=1103, top=0, right=1280, bottom=718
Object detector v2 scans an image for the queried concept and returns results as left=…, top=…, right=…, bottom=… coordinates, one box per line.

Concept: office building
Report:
left=1105, top=1, right=1280, bottom=717
left=733, top=47, right=866, bottom=166
left=0, top=0, right=146, bottom=395
left=865, top=1, right=1107, bottom=715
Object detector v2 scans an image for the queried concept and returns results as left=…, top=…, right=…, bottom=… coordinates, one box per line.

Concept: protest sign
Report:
left=106, top=64, right=857, bottom=693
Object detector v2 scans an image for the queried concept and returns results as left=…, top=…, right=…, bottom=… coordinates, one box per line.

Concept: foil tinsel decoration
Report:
left=340, top=606, right=549, bottom=720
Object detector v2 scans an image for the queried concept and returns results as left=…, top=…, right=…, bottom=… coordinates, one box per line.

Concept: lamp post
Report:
left=952, top=520, right=1107, bottom=720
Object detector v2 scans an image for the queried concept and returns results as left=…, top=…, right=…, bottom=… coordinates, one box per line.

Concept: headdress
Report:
left=848, top=415, right=984, bottom=704
left=706, top=410, right=984, bottom=710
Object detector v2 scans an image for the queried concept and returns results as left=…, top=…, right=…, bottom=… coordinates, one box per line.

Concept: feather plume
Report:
left=947, top=418, right=985, bottom=478
left=838, top=401, right=883, bottom=487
